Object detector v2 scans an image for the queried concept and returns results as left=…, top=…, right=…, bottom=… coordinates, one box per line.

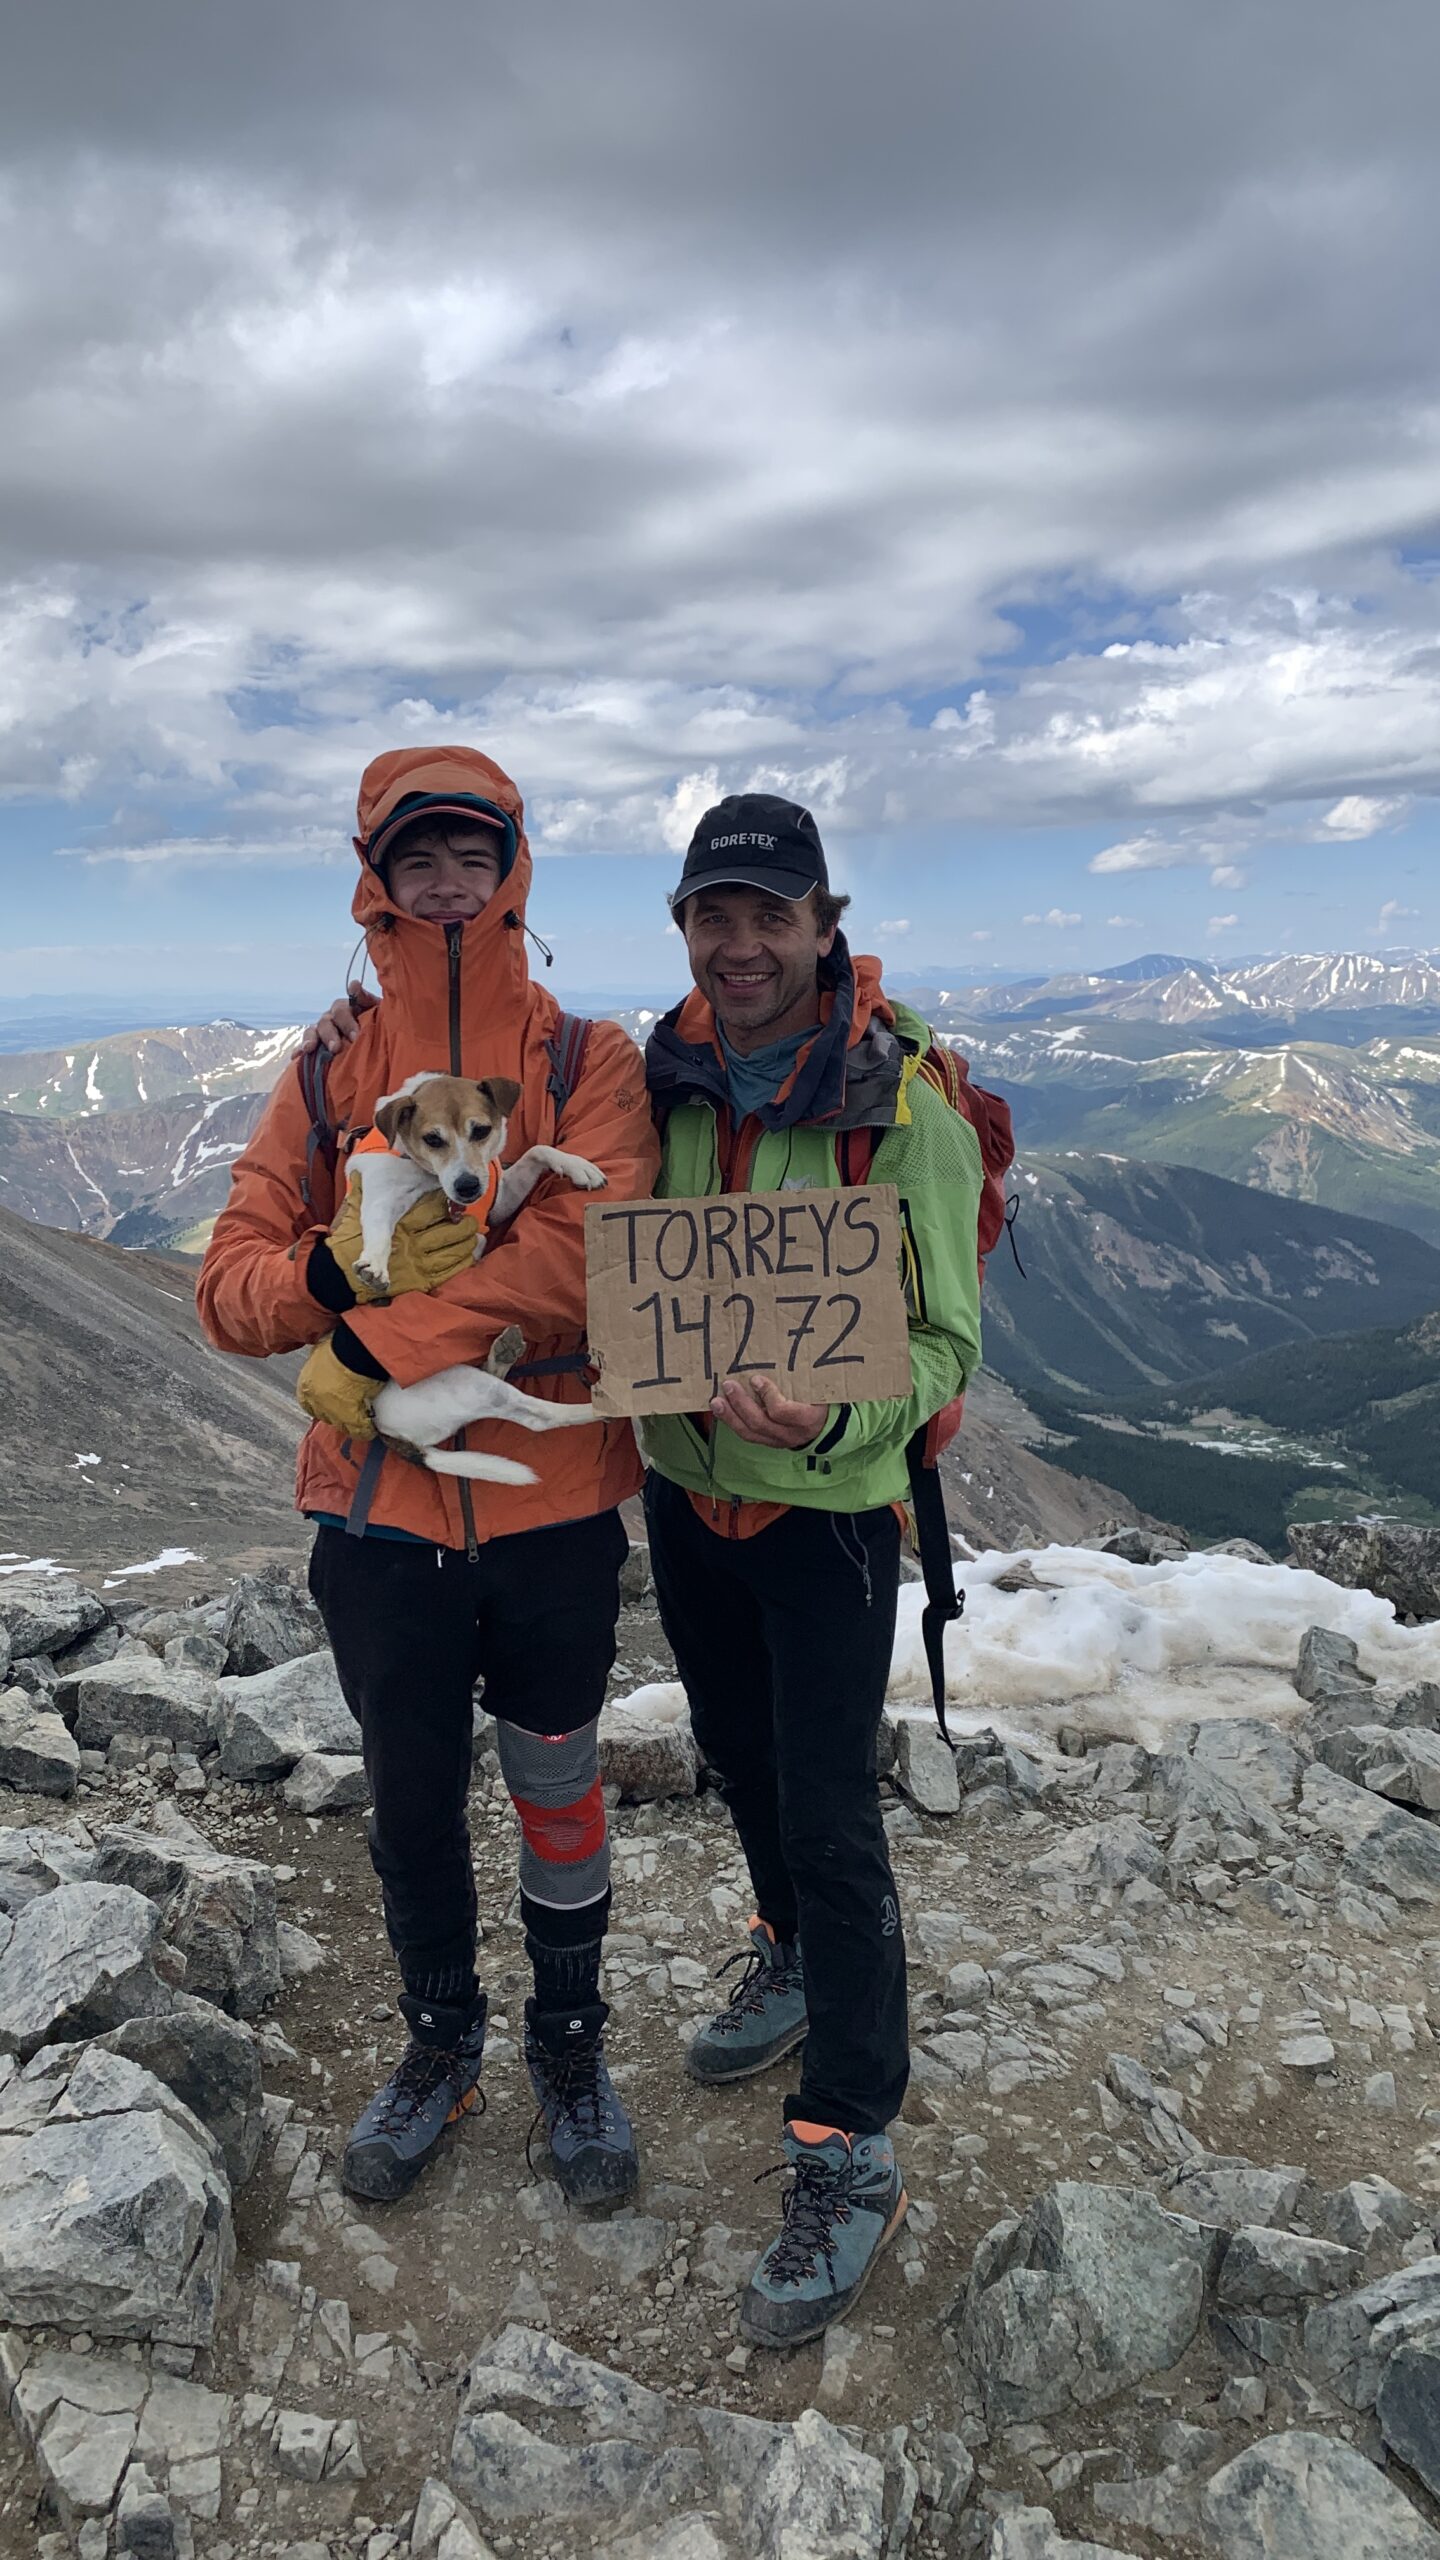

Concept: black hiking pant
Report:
left=308, top=1512, right=627, bottom=2002
left=644, top=1471, right=908, bottom=2137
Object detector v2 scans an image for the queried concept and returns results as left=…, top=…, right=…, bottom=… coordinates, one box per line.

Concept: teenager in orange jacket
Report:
left=199, top=746, right=658, bottom=2208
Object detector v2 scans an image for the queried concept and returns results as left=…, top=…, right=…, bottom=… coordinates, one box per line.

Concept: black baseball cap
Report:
left=668, top=793, right=828, bottom=910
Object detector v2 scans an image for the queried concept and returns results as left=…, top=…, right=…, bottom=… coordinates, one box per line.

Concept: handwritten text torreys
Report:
left=583, top=1185, right=914, bottom=1419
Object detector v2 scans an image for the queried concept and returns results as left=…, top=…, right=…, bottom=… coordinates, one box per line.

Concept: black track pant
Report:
left=308, top=1512, right=627, bottom=1999
left=644, top=1472, right=908, bottom=2137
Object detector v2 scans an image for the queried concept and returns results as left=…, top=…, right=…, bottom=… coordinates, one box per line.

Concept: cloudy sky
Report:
left=3, top=0, right=1439, bottom=1017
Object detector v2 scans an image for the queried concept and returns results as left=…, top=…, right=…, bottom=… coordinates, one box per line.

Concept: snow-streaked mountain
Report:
left=0, top=1021, right=302, bottom=1117
left=943, top=949, right=1440, bottom=1026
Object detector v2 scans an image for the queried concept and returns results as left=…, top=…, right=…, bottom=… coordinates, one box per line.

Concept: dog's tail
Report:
left=422, top=1450, right=538, bottom=1485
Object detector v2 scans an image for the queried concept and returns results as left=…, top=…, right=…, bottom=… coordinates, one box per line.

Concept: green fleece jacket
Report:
left=639, top=997, right=985, bottom=1512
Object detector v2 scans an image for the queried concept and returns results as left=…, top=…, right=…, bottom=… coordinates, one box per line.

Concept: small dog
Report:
left=345, top=1071, right=607, bottom=1485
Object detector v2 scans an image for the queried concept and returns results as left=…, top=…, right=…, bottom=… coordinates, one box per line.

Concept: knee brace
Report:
left=496, top=1717, right=610, bottom=1914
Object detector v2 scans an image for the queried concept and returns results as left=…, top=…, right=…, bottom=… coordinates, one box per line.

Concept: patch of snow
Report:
left=71, top=1453, right=102, bottom=1468
left=881, top=1546, right=1440, bottom=1747
left=101, top=1546, right=204, bottom=1588
left=0, top=1557, right=68, bottom=1577
left=85, top=1052, right=102, bottom=1105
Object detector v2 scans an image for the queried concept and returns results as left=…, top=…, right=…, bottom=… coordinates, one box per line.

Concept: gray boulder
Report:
left=1378, top=2341, right=1440, bottom=2501
left=1094, top=1526, right=1189, bottom=1563
left=0, top=1880, right=172, bottom=2057
left=0, top=2044, right=232, bottom=2344
left=950, top=2180, right=1213, bottom=2428
left=164, top=1631, right=227, bottom=1677
left=98, top=1997, right=264, bottom=2189
left=1025, top=1817, right=1165, bottom=1892
left=0, top=1825, right=97, bottom=1914
left=1295, top=1624, right=1373, bottom=1703
left=598, top=1698, right=698, bottom=1801
left=0, top=1577, right=107, bottom=1662
left=282, top=1750, right=369, bottom=1814
left=895, top=1720, right=961, bottom=1815
left=1325, top=1723, right=1440, bottom=1812
left=451, top=2324, right=883, bottom=2558
left=1290, top=1521, right=1440, bottom=1622
left=1185, top=1717, right=1305, bottom=1809
left=987, top=2519, right=1135, bottom=2560
left=221, top=1565, right=325, bottom=1676
left=49, top=1620, right=123, bottom=1673
left=63, top=1657, right=219, bottom=1754
left=1320, top=2175, right=1428, bottom=2254
left=1214, top=2227, right=1359, bottom=2359
left=95, top=1820, right=280, bottom=2017
left=1207, top=1538, right=1274, bottom=1563
left=216, top=1650, right=356, bottom=1780
left=1200, top=2428, right=1440, bottom=2558
left=1160, top=2155, right=1306, bottom=2230
left=1300, top=1763, right=1440, bottom=1904
left=0, top=1694, right=79, bottom=1796
left=1303, top=2256, right=1440, bottom=2409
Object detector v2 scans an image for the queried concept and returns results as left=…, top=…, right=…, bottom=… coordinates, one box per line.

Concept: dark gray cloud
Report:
left=2, top=0, right=1439, bottom=870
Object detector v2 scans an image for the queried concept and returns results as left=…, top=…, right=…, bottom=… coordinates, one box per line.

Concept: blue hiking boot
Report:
left=342, top=1992, right=487, bottom=2203
left=739, top=2122, right=908, bottom=2349
left=524, top=1999, right=639, bottom=2211
left=686, top=1917, right=807, bottom=2086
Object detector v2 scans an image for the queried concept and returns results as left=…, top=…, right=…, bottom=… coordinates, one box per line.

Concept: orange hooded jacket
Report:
left=196, top=746, right=659, bottom=1549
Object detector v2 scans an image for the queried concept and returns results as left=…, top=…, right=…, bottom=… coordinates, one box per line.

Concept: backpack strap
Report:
left=297, top=1047, right=341, bottom=1219
left=544, top=1011, right=593, bottom=1121
left=906, top=1425, right=964, bottom=1746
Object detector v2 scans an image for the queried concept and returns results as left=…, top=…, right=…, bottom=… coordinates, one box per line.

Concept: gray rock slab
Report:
left=1303, top=2256, right=1440, bottom=2409
left=1185, top=1717, right=1306, bottom=1808
left=598, top=1701, right=698, bottom=1801
left=0, top=1578, right=106, bottom=1662
left=0, top=1826, right=97, bottom=1915
left=1378, top=2341, right=1440, bottom=2501
left=896, top=1721, right=961, bottom=1816
left=1300, top=1763, right=1440, bottom=1903
left=95, top=1823, right=280, bottom=2017
left=99, top=1997, right=264, bottom=2187
left=1160, top=2156, right=1307, bottom=2232
left=0, top=1695, right=80, bottom=1796
left=221, top=1566, right=325, bottom=1676
left=38, top=2400, right=138, bottom=2523
left=986, top=2515, right=1135, bottom=2559
left=0, top=2050, right=232, bottom=2343
left=411, top=2477, right=500, bottom=2559
left=1289, top=1522, right=1440, bottom=1623
left=1295, top=1624, right=1372, bottom=1702
left=459, top=2323, right=670, bottom=2444
left=727, top=2405, right=883, bottom=2559
left=1200, top=2427, right=1440, bottom=2557
left=1320, top=2175, right=1428, bottom=2253
left=66, top=1658, right=219, bottom=1753
left=1025, top=1816, right=1165, bottom=1891
left=216, top=1651, right=356, bottom=1780
left=1216, top=2226, right=1360, bottom=2317
left=951, top=2179, right=1213, bottom=2428
left=282, top=1751, right=369, bottom=1814
left=0, top=1880, right=170, bottom=2057
left=1349, top=1724, right=1440, bottom=1811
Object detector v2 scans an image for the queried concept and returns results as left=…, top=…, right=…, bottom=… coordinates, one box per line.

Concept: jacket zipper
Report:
left=446, top=923, right=480, bottom=1563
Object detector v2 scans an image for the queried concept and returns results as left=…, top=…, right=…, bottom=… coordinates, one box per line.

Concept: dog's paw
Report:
left=354, top=1257, right=390, bottom=1292
left=488, top=1323, right=526, bottom=1376
left=567, top=1158, right=608, bottom=1191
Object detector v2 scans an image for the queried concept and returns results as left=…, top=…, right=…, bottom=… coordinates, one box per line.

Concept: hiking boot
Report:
left=524, top=1998, right=639, bottom=2211
left=739, top=2122, right=908, bottom=2349
left=341, top=1992, right=487, bottom=2204
left=686, top=1917, right=807, bottom=2086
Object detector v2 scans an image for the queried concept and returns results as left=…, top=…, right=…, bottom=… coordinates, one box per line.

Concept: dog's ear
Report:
left=480, top=1076, right=523, bottom=1120
left=373, top=1092, right=418, bottom=1146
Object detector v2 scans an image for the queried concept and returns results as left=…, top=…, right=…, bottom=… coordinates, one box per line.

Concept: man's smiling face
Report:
left=385, top=821, right=505, bottom=922
left=679, top=884, right=836, bottom=1053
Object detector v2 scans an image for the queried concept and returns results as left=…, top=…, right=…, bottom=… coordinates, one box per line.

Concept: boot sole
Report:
left=737, top=2186, right=909, bottom=2350
left=341, top=2082, right=481, bottom=2204
left=685, top=2020, right=809, bottom=2086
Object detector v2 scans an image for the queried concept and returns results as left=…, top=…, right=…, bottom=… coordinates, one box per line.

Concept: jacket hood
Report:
left=350, top=746, right=534, bottom=1058
left=645, top=938, right=907, bottom=1132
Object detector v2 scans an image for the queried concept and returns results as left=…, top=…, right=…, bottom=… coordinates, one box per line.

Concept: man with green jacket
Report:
left=642, top=793, right=984, bottom=2348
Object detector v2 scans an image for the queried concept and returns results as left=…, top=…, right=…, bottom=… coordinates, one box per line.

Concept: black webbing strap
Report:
left=906, top=1427, right=964, bottom=1745
left=344, top=1436, right=387, bottom=1538
left=505, top=1351, right=594, bottom=1381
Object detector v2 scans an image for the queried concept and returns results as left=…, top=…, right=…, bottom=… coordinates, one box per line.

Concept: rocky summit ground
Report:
left=2, top=1540, right=1440, bottom=2560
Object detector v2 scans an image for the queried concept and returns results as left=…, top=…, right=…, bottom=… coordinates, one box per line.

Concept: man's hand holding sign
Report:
left=583, top=1183, right=913, bottom=1429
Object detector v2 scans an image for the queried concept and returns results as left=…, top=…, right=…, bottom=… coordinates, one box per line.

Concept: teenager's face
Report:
left=680, top=884, right=835, bottom=1052
left=386, top=825, right=505, bottom=921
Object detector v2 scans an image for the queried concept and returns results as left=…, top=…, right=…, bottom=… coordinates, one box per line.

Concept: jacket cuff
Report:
left=306, top=1238, right=357, bottom=1316
left=810, top=1405, right=851, bottom=1456
left=331, top=1319, right=390, bottom=1383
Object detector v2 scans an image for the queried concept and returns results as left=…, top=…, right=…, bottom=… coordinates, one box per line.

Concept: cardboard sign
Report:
left=584, top=1184, right=913, bottom=1418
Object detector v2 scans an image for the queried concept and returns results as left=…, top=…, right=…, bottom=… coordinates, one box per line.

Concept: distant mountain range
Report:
left=926, top=947, right=1440, bottom=1026
left=982, top=1154, right=1440, bottom=1402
